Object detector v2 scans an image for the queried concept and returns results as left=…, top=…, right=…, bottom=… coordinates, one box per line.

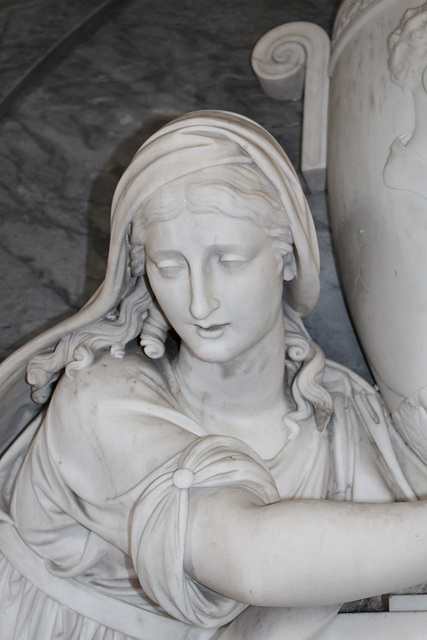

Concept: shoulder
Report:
left=45, top=348, right=197, bottom=500
left=323, top=358, right=388, bottom=443
left=384, top=135, right=427, bottom=199
left=324, top=359, right=416, bottom=501
left=323, top=358, right=376, bottom=399
left=55, top=345, right=169, bottom=402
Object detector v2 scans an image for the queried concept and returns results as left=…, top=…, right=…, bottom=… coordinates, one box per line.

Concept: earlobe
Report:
left=282, top=253, right=297, bottom=282
left=130, top=244, right=146, bottom=277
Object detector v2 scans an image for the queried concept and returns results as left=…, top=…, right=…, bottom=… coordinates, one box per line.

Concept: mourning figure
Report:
left=2, top=111, right=427, bottom=640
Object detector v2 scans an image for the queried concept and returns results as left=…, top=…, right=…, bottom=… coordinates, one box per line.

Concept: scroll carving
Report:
left=251, top=22, right=330, bottom=192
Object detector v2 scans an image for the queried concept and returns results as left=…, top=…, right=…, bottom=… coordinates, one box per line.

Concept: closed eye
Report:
left=218, top=255, right=249, bottom=270
left=154, top=261, right=187, bottom=278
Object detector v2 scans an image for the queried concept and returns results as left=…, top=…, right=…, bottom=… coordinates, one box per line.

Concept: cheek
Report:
left=146, top=274, right=187, bottom=324
left=227, top=270, right=282, bottom=328
left=248, top=259, right=284, bottom=306
left=249, top=282, right=282, bottom=318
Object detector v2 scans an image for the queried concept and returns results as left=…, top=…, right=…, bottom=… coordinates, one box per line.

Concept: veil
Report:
left=0, top=110, right=320, bottom=452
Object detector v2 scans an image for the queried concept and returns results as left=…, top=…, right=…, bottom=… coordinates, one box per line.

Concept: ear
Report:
left=130, top=244, right=146, bottom=277
left=282, top=253, right=297, bottom=282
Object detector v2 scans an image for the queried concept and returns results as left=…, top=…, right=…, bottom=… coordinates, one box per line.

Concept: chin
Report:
left=187, top=347, right=234, bottom=364
left=184, top=338, right=258, bottom=365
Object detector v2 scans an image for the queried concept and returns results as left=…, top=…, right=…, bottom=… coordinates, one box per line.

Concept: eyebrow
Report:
left=145, top=250, right=186, bottom=260
left=208, top=243, right=262, bottom=258
left=146, top=242, right=263, bottom=262
left=210, top=244, right=255, bottom=252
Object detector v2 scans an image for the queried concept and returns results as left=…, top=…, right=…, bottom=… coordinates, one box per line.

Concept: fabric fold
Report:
left=131, top=435, right=280, bottom=627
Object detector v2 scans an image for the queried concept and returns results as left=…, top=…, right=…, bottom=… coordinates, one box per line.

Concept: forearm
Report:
left=185, top=488, right=427, bottom=607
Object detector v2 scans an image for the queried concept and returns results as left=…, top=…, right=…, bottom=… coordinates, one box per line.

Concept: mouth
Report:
left=195, top=323, right=228, bottom=338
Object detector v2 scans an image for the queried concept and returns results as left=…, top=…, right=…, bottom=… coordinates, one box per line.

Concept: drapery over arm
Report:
left=130, top=435, right=280, bottom=628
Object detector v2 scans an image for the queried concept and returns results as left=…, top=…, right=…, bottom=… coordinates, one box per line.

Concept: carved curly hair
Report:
left=388, top=2, right=427, bottom=90
left=27, top=162, right=332, bottom=435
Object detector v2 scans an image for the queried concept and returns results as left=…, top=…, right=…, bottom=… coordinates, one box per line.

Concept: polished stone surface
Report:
left=0, top=0, right=111, bottom=107
left=0, top=0, right=370, bottom=382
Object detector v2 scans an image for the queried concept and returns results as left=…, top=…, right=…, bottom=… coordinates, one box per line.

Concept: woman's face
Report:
left=145, top=209, right=285, bottom=365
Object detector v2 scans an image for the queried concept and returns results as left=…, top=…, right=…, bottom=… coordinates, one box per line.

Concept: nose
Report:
left=189, top=267, right=220, bottom=320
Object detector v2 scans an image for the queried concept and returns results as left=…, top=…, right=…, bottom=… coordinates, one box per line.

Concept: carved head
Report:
left=388, top=2, right=427, bottom=92
left=128, top=163, right=296, bottom=362
left=110, top=111, right=320, bottom=320
left=26, top=111, right=329, bottom=430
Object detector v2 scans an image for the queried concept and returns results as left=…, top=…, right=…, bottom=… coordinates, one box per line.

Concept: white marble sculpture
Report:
left=252, top=0, right=427, bottom=484
left=3, top=111, right=427, bottom=640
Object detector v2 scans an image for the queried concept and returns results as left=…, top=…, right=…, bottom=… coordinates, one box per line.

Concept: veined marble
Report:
left=0, top=0, right=368, bottom=380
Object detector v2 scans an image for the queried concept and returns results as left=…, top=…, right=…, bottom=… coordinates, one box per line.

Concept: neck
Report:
left=175, top=312, right=287, bottom=422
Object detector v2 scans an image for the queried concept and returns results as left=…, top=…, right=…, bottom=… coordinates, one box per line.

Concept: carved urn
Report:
left=253, top=0, right=427, bottom=463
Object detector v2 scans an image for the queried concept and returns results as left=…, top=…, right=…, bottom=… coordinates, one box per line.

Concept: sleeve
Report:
left=130, top=434, right=280, bottom=629
left=323, top=359, right=418, bottom=502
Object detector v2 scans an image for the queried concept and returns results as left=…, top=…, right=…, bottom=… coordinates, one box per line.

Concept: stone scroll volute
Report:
left=252, top=22, right=330, bottom=192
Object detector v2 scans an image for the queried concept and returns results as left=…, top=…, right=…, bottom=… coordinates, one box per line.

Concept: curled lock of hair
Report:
left=130, top=242, right=171, bottom=359
left=27, top=276, right=151, bottom=402
left=388, top=2, right=427, bottom=90
left=283, top=306, right=333, bottom=438
left=140, top=303, right=170, bottom=359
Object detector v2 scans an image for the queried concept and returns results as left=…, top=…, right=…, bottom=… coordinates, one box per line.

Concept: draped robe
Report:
left=1, top=345, right=424, bottom=640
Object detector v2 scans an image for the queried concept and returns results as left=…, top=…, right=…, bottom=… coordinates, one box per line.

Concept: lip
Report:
left=195, top=323, right=228, bottom=339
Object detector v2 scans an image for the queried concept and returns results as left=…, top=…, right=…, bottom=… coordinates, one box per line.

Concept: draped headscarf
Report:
left=0, top=111, right=320, bottom=450
left=111, top=110, right=320, bottom=316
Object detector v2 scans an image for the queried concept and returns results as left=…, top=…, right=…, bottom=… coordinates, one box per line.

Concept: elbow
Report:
left=185, top=489, right=278, bottom=606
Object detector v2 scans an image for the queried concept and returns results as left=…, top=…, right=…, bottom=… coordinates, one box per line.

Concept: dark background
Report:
left=0, top=0, right=368, bottom=380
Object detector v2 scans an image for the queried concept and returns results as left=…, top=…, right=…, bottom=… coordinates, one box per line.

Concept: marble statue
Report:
left=252, top=0, right=427, bottom=492
left=3, top=111, right=427, bottom=640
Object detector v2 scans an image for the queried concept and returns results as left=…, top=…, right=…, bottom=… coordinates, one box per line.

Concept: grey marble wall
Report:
left=0, top=0, right=370, bottom=381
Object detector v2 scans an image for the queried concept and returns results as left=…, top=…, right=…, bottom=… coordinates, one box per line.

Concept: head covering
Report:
left=111, top=110, right=320, bottom=316
left=0, top=111, right=320, bottom=449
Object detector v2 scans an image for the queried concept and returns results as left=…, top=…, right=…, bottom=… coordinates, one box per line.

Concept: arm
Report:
left=41, top=354, right=427, bottom=614
left=185, top=486, right=427, bottom=607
